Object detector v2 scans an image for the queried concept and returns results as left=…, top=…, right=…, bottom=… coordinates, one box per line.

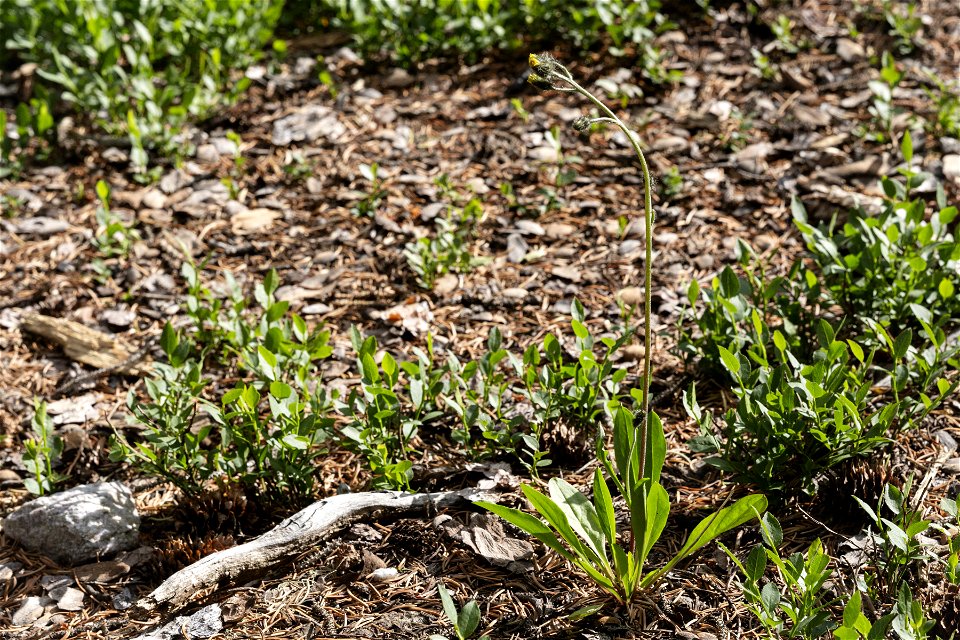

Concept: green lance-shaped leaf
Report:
left=549, top=477, right=609, bottom=568
left=641, top=493, right=768, bottom=587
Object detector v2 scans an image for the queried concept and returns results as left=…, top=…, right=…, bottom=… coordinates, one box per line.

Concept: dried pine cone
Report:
left=539, top=415, right=594, bottom=468
left=930, top=582, right=959, bottom=637
left=172, top=479, right=255, bottom=536
left=816, top=456, right=894, bottom=524
left=154, top=532, right=235, bottom=573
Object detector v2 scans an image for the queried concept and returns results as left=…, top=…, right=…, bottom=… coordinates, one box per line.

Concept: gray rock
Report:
left=210, top=137, right=238, bottom=156
left=13, top=217, right=69, bottom=236
left=420, top=202, right=445, bottom=221
left=134, top=604, right=223, bottom=640
left=141, top=189, right=167, bottom=209
left=195, top=144, right=220, bottom=164
left=515, top=219, right=544, bottom=236
left=383, top=68, right=414, bottom=89
left=272, top=105, right=346, bottom=146
left=941, top=137, right=960, bottom=154
left=4, top=188, right=43, bottom=212
left=101, top=147, right=128, bottom=163
left=11, top=596, right=45, bottom=626
left=0, top=561, right=22, bottom=582
left=936, top=429, right=958, bottom=450
left=943, top=154, right=960, bottom=185
left=506, top=233, right=528, bottom=263
left=294, top=56, right=317, bottom=76
left=835, top=38, right=865, bottom=62
left=2, top=482, right=140, bottom=565
left=54, top=587, right=85, bottom=611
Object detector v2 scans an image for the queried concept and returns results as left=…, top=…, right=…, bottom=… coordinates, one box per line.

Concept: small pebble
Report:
left=368, top=567, right=399, bottom=582
left=618, top=287, right=643, bottom=306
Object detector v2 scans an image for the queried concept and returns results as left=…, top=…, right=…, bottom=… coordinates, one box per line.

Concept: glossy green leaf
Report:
left=437, top=585, right=460, bottom=637
left=592, top=468, right=617, bottom=546
left=549, top=478, right=607, bottom=564
left=522, top=484, right=597, bottom=565
left=643, top=494, right=767, bottom=587
left=718, top=345, right=741, bottom=376
left=636, top=482, right=669, bottom=568
left=458, top=599, right=480, bottom=639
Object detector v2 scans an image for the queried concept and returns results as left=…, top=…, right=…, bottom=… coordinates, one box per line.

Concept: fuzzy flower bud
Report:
left=527, top=72, right=556, bottom=92
left=572, top=116, right=591, bottom=132
left=526, top=52, right=570, bottom=92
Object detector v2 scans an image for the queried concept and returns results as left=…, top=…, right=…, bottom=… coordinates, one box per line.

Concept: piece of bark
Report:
left=20, top=312, right=150, bottom=375
left=133, top=488, right=490, bottom=615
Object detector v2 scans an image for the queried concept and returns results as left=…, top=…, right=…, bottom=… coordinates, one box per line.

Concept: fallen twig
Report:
left=133, top=487, right=492, bottom=616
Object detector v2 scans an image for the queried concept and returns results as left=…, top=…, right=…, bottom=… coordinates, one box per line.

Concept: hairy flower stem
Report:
left=529, top=54, right=656, bottom=483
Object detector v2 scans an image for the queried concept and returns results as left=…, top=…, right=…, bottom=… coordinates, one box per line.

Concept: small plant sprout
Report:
left=478, top=53, right=767, bottom=608
left=24, top=400, right=65, bottom=496
left=352, top=162, right=387, bottom=217
left=430, top=584, right=490, bottom=640
left=93, top=179, right=140, bottom=258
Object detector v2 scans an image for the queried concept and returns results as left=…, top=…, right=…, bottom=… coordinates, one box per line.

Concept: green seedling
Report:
left=352, top=162, right=386, bottom=217
left=429, top=584, right=490, bottom=640
left=23, top=400, right=65, bottom=496
left=92, top=180, right=140, bottom=258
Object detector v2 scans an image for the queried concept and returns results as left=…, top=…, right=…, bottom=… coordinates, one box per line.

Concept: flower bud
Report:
left=573, top=116, right=591, bottom=132
left=527, top=72, right=555, bottom=92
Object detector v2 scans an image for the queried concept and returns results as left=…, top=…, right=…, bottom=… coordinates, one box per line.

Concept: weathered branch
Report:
left=133, top=487, right=490, bottom=616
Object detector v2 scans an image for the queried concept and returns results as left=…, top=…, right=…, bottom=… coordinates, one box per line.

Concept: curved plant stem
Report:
left=548, top=72, right=656, bottom=482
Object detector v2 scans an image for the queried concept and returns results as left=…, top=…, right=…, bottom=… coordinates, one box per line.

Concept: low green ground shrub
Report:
left=679, top=149, right=958, bottom=496
left=320, top=0, right=674, bottom=70
left=794, top=139, right=959, bottom=349
left=1, top=0, right=283, bottom=167
left=0, top=0, right=682, bottom=173
left=112, top=268, right=335, bottom=507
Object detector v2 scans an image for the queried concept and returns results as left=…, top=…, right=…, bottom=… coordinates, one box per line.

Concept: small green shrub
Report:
left=924, top=74, right=960, bottom=138
left=940, top=495, right=960, bottom=586
left=677, top=245, right=822, bottom=378
left=511, top=299, right=630, bottom=473
left=23, top=400, right=65, bottom=496
left=405, top=186, right=484, bottom=289
left=680, top=144, right=958, bottom=496
left=112, top=268, right=334, bottom=506
left=684, top=329, right=899, bottom=495
left=722, top=512, right=839, bottom=639
left=793, top=139, right=959, bottom=343
left=858, top=51, right=904, bottom=143
left=2, top=0, right=283, bottom=167
left=323, top=0, right=677, bottom=80
left=853, top=479, right=934, bottom=603
left=0, top=101, right=55, bottom=178
left=335, top=327, right=427, bottom=490
left=336, top=298, right=635, bottom=488
left=882, top=0, right=923, bottom=53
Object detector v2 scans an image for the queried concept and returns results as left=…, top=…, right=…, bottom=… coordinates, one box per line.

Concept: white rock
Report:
left=2, top=482, right=140, bottom=565
left=11, top=596, right=45, bottom=626
left=502, top=287, right=528, bottom=300
left=836, top=38, right=865, bottom=62
left=195, top=144, right=220, bottom=164
left=55, top=587, right=85, bottom=611
left=368, top=567, right=399, bottom=582
left=141, top=190, right=166, bottom=209
left=943, top=154, right=960, bottom=185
